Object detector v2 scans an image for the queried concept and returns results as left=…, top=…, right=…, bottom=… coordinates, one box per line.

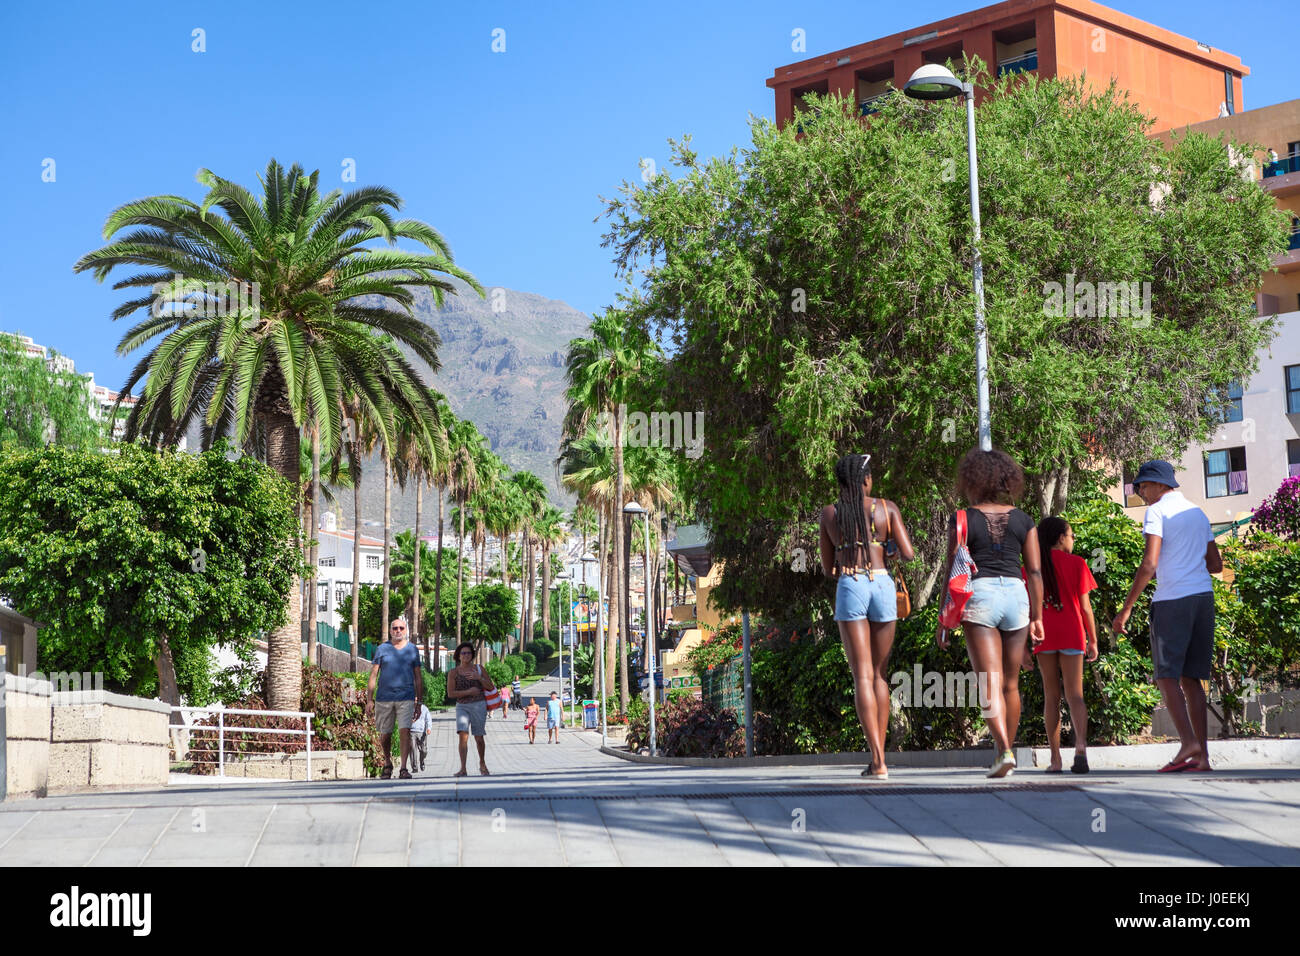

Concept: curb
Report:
left=600, top=738, right=1300, bottom=769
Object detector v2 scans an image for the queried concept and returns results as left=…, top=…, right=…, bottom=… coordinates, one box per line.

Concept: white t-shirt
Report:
left=1142, top=490, right=1214, bottom=602
left=410, top=704, right=432, bottom=735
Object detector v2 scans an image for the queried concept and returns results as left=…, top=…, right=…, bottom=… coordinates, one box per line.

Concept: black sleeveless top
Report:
left=951, top=508, right=1035, bottom=579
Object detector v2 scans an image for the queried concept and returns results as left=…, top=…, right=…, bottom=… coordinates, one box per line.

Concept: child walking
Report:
left=1032, top=516, right=1098, bottom=773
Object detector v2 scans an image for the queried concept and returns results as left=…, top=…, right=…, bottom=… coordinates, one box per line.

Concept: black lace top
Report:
left=951, top=508, right=1035, bottom=578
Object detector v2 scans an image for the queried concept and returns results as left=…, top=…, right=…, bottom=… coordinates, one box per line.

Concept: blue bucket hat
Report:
left=1132, top=459, right=1179, bottom=492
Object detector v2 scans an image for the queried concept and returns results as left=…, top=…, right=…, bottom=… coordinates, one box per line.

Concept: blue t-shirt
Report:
left=373, top=641, right=421, bottom=701
left=546, top=698, right=563, bottom=722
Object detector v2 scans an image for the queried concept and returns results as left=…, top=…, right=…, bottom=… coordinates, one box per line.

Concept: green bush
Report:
left=484, top=658, right=512, bottom=688
left=424, top=671, right=447, bottom=709
left=519, top=651, right=537, bottom=676
left=502, top=654, right=527, bottom=680
left=531, top=637, right=556, bottom=662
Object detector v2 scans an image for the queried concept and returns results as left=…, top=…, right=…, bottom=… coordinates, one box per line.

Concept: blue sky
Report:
left=1, top=0, right=1296, bottom=389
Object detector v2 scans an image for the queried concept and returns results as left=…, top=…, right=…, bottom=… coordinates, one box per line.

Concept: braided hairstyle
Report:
left=833, top=453, right=872, bottom=571
left=1037, top=516, right=1069, bottom=611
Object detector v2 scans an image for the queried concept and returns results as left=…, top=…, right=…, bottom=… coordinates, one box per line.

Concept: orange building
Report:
left=768, top=0, right=1247, bottom=134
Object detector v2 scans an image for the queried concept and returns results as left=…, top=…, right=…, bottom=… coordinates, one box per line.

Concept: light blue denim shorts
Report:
left=835, top=570, right=898, bottom=623
left=961, top=576, right=1030, bottom=631
left=1038, top=648, right=1084, bottom=656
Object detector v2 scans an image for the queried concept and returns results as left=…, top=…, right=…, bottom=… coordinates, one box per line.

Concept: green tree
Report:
left=600, top=69, right=1287, bottom=620
left=0, top=334, right=102, bottom=450
left=459, top=583, right=520, bottom=653
left=0, top=442, right=302, bottom=704
left=76, top=160, right=482, bottom=709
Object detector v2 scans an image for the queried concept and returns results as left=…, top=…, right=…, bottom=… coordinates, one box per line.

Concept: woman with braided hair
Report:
left=819, top=453, right=915, bottom=779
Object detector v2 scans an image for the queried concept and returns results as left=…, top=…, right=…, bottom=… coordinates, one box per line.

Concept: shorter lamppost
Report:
left=622, top=500, right=655, bottom=755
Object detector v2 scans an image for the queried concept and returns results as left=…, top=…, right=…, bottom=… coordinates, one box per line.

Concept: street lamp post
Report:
left=904, top=63, right=991, bottom=452
left=581, top=551, right=603, bottom=746
left=622, top=500, right=655, bottom=756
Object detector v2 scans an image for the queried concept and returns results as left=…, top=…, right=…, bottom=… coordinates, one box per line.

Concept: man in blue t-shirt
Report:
left=546, top=691, right=563, bottom=743
left=366, top=617, right=423, bottom=779
left=1113, top=460, right=1222, bottom=773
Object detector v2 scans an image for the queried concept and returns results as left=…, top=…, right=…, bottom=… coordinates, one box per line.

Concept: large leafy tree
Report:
left=0, top=443, right=301, bottom=704
left=600, top=68, right=1287, bottom=619
left=75, top=160, right=481, bottom=708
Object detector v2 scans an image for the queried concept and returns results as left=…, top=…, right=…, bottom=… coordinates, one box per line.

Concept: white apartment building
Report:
left=1112, top=310, right=1300, bottom=533
left=310, top=511, right=387, bottom=633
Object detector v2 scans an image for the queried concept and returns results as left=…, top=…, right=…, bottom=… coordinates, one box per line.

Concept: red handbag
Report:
left=939, top=510, right=977, bottom=630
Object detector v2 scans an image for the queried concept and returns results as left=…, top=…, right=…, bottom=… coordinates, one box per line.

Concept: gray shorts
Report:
left=1150, top=592, right=1214, bottom=681
left=374, top=699, right=414, bottom=735
left=456, top=699, right=488, bottom=736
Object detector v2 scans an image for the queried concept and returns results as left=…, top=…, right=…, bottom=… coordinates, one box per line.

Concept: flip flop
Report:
left=453, top=769, right=467, bottom=777
left=1183, top=765, right=1214, bottom=772
left=1158, top=757, right=1195, bottom=773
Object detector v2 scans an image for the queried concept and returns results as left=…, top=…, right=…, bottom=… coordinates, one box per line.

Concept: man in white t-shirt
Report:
left=1112, top=460, right=1222, bottom=773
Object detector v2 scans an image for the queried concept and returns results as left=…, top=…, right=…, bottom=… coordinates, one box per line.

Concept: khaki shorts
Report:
left=375, top=699, right=415, bottom=735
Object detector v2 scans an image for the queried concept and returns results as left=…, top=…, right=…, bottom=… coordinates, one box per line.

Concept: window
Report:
left=1287, top=365, right=1300, bottom=415
left=1207, top=380, right=1243, bottom=424
left=319, top=556, right=336, bottom=567
left=1224, top=70, right=1234, bottom=115
left=316, top=582, right=329, bottom=613
left=335, top=582, right=353, bottom=608
left=365, top=555, right=381, bottom=570
left=1204, top=446, right=1247, bottom=498
left=1122, top=469, right=1143, bottom=507
left=1288, top=439, right=1300, bottom=479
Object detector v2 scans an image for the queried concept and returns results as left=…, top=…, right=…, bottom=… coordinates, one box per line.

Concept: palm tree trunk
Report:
left=613, top=417, right=628, bottom=713
left=604, top=515, right=618, bottom=701
left=542, top=541, right=552, bottom=651
left=433, top=486, right=445, bottom=671
left=265, top=409, right=303, bottom=711
left=413, top=480, right=424, bottom=667
left=456, top=503, right=465, bottom=644
left=382, top=454, right=392, bottom=641
left=307, top=424, right=320, bottom=667
left=526, top=535, right=536, bottom=646
left=350, top=450, right=362, bottom=672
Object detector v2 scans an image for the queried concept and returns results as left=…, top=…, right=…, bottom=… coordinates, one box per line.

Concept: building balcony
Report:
left=1264, top=154, right=1300, bottom=178
left=997, top=51, right=1037, bottom=76
left=1274, top=237, right=1300, bottom=273
left=859, top=93, right=889, bottom=116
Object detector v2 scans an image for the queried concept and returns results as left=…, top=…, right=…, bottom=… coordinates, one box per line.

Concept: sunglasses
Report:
left=391, top=626, right=406, bottom=632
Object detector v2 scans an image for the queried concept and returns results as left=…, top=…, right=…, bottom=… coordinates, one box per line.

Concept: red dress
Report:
left=1029, top=550, right=1097, bottom=654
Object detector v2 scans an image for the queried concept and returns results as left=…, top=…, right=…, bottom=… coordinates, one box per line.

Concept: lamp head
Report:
left=622, top=501, right=646, bottom=515
left=904, top=63, right=965, bottom=100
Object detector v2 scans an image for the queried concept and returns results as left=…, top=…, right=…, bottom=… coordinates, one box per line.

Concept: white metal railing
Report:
left=168, top=706, right=315, bottom=780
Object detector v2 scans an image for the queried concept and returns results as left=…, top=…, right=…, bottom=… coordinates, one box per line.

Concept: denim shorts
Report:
left=961, top=576, right=1030, bottom=631
left=1038, top=648, right=1084, bottom=656
left=456, top=699, right=488, bottom=736
left=834, top=570, right=898, bottom=623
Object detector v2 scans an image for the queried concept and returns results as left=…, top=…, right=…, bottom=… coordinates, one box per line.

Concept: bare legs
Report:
left=964, top=625, right=1029, bottom=753
left=456, top=731, right=488, bottom=775
left=838, top=618, right=895, bottom=775
left=1157, top=677, right=1210, bottom=769
left=1040, top=653, right=1088, bottom=771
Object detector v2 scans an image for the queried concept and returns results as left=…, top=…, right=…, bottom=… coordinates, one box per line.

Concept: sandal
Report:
left=479, top=766, right=491, bottom=776
left=381, top=766, right=393, bottom=779
left=453, top=769, right=467, bottom=777
left=399, top=768, right=412, bottom=779
left=1071, top=754, right=1089, bottom=774
left=1158, top=757, right=1195, bottom=773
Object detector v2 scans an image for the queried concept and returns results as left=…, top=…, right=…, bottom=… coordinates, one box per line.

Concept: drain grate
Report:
left=376, top=782, right=1085, bottom=805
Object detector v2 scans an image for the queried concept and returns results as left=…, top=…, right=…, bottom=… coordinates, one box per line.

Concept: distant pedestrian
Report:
left=512, top=676, right=522, bottom=708
left=410, top=697, right=432, bottom=772
left=447, top=642, right=494, bottom=776
left=365, top=617, right=423, bottom=780
left=524, top=697, right=540, bottom=743
left=1112, top=460, right=1221, bottom=773
left=818, top=451, right=915, bottom=780
left=546, top=691, right=562, bottom=743
left=500, top=686, right=510, bottom=720
left=937, top=448, right=1044, bottom=779
left=1032, top=517, right=1098, bottom=774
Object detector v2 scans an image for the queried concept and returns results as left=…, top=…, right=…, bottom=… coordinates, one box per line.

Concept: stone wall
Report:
left=46, top=689, right=171, bottom=793
left=3, top=673, right=52, bottom=799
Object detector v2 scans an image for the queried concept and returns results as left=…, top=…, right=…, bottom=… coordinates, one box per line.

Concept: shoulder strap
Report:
left=956, top=509, right=968, bottom=548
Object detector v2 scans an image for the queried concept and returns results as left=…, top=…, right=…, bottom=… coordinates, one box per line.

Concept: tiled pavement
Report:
left=2, top=710, right=1298, bottom=866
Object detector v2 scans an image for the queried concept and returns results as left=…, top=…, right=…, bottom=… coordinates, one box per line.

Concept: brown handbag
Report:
left=885, top=504, right=911, bottom=619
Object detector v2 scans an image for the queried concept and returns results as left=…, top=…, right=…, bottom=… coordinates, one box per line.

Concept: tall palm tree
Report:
left=509, top=471, right=548, bottom=650
left=563, top=310, right=660, bottom=712
left=77, top=160, right=482, bottom=709
left=342, top=394, right=379, bottom=671
left=392, top=403, right=447, bottom=665
left=447, top=419, right=485, bottom=645
left=535, top=505, right=567, bottom=648
left=428, top=395, right=455, bottom=666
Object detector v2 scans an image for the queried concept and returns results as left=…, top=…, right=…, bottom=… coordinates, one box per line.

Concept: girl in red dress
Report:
left=1033, top=516, right=1099, bottom=773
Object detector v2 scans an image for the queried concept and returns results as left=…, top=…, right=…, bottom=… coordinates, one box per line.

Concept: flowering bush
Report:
left=1253, top=477, right=1300, bottom=539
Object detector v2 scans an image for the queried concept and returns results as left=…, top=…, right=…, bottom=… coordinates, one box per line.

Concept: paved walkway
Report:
left=2, top=711, right=1298, bottom=866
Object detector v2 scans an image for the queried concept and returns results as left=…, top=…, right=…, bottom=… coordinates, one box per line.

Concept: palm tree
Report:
left=391, top=403, right=447, bottom=665
left=563, top=312, right=661, bottom=711
left=427, top=394, right=455, bottom=666
left=77, top=160, right=482, bottom=709
left=447, top=419, right=486, bottom=646
left=535, top=505, right=567, bottom=647
left=509, top=471, right=548, bottom=650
